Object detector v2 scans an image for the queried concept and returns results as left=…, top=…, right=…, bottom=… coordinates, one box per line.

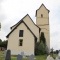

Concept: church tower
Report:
left=36, top=4, right=50, bottom=51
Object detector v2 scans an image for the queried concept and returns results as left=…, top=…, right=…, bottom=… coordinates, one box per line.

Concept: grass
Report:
left=11, top=55, right=47, bottom=60
left=35, top=55, right=47, bottom=60
left=50, top=53, right=57, bottom=59
left=0, top=51, right=57, bottom=60
left=0, top=51, right=5, bottom=60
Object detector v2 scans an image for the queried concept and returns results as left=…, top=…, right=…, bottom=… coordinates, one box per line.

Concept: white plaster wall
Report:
left=23, top=15, right=39, bottom=41
left=7, top=23, right=35, bottom=55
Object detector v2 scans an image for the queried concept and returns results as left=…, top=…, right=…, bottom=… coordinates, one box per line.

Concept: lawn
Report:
left=0, top=51, right=47, bottom=60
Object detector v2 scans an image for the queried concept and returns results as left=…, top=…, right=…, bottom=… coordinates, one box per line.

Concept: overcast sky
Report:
left=0, top=0, right=60, bottom=50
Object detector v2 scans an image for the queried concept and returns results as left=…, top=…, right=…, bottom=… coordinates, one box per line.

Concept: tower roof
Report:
left=36, top=3, right=50, bottom=17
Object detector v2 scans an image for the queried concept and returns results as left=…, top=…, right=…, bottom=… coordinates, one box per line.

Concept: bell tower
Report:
left=36, top=4, right=50, bottom=52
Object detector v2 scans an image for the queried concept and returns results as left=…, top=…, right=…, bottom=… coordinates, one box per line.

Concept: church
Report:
left=6, top=4, right=50, bottom=55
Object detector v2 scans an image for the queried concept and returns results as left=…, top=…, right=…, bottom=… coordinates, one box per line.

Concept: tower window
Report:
left=41, top=14, right=43, bottom=18
left=19, top=39, right=23, bottom=46
left=19, top=30, right=24, bottom=37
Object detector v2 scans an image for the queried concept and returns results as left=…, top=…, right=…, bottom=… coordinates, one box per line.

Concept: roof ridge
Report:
left=11, top=14, right=40, bottom=30
left=11, top=14, right=29, bottom=29
left=6, top=20, right=37, bottom=39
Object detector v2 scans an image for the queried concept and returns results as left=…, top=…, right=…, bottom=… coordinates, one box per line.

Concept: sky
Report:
left=0, top=0, right=60, bottom=50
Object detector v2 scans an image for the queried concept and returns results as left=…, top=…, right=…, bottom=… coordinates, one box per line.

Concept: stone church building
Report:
left=6, top=4, right=50, bottom=55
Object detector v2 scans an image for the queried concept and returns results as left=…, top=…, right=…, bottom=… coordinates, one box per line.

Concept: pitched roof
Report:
left=6, top=15, right=38, bottom=39
left=11, top=14, right=40, bottom=30
left=36, top=3, right=50, bottom=17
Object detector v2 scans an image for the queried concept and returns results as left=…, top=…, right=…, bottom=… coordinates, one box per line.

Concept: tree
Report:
left=0, top=39, right=2, bottom=47
left=35, top=41, right=46, bottom=55
left=0, top=39, right=2, bottom=43
left=50, top=48, right=54, bottom=57
left=0, top=39, right=8, bottom=49
left=35, top=32, right=49, bottom=55
left=40, top=32, right=46, bottom=45
left=2, top=40, right=8, bottom=48
left=56, top=50, right=59, bottom=54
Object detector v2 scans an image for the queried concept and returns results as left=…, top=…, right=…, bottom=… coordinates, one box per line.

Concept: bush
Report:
left=35, top=41, right=46, bottom=55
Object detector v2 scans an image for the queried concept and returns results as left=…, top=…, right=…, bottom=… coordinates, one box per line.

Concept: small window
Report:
left=19, top=39, right=23, bottom=46
left=19, top=30, right=24, bottom=37
left=41, top=14, right=43, bottom=18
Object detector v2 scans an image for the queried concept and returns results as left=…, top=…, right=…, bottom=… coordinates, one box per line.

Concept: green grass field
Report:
left=1, top=51, right=57, bottom=60
left=0, top=51, right=46, bottom=60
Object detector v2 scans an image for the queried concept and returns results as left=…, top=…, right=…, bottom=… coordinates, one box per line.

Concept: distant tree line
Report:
left=0, top=39, right=8, bottom=49
left=50, top=48, right=60, bottom=54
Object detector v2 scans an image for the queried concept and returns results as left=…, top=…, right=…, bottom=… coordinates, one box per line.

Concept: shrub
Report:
left=35, top=41, right=46, bottom=55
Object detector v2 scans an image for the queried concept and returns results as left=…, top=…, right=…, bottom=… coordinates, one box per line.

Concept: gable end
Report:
left=11, top=14, right=41, bottom=30
left=6, top=20, right=37, bottom=40
left=36, top=4, right=50, bottom=17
